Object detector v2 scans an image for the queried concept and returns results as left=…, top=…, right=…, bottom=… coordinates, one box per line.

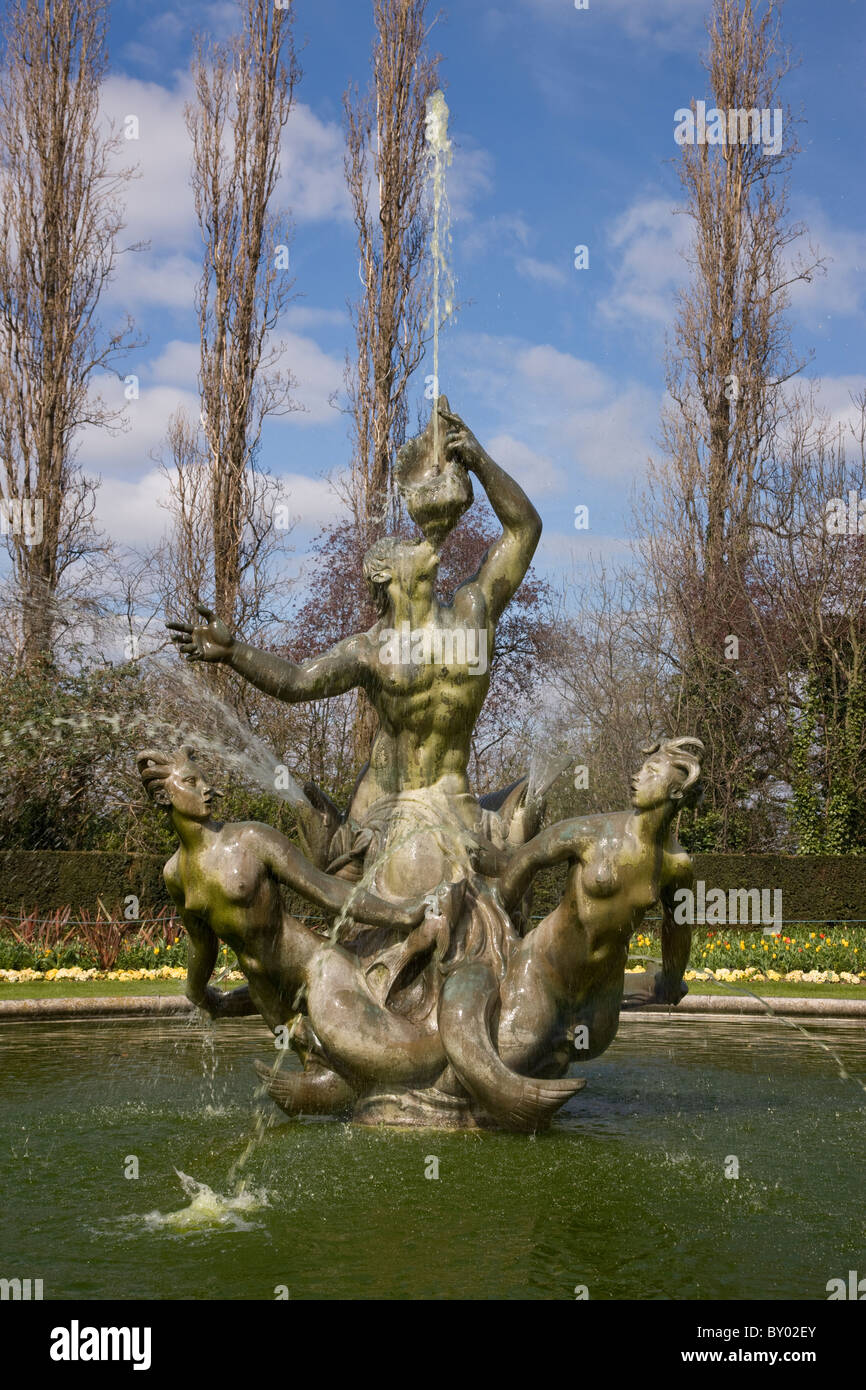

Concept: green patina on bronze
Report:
left=157, top=400, right=705, bottom=1132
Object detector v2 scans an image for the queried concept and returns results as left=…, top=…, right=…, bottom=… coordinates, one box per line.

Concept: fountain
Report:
left=161, top=396, right=705, bottom=1132
left=150, top=85, right=708, bottom=1133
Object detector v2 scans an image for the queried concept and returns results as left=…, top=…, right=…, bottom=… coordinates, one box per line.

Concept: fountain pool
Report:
left=2, top=1013, right=863, bottom=1300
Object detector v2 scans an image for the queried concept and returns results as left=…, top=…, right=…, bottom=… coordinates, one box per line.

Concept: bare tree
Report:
left=343, top=0, right=439, bottom=534
left=0, top=0, right=139, bottom=666
left=156, top=406, right=294, bottom=652
left=290, top=0, right=440, bottom=771
left=745, top=389, right=866, bottom=851
left=185, top=0, right=301, bottom=634
left=635, top=0, right=823, bottom=844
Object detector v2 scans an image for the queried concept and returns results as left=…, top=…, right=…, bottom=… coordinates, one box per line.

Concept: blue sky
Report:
left=66, top=0, right=866, bottom=584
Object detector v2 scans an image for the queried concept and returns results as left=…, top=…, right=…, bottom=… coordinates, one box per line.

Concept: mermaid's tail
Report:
left=437, top=962, right=585, bottom=1132
left=254, top=1059, right=356, bottom=1116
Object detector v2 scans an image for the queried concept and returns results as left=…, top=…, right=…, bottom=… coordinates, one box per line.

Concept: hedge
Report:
left=1, top=850, right=865, bottom=923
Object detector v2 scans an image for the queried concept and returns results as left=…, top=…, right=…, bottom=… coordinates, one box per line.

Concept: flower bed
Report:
left=0, top=966, right=244, bottom=984
left=630, top=927, right=866, bottom=984
left=0, top=908, right=242, bottom=975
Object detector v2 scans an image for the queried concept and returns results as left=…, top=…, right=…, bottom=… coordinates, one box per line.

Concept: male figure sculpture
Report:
left=164, top=400, right=700, bottom=1131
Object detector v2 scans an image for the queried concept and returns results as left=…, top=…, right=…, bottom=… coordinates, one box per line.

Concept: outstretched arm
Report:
left=252, top=827, right=428, bottom=931
left=498, top=818, right=594, bottom=909
left=439, top=406, right=542, bottom=624
left=167, top=604, right=371, bottom=704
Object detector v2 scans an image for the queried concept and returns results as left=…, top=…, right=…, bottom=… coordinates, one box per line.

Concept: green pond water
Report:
left=1, top=1013, right=864, bottom=1301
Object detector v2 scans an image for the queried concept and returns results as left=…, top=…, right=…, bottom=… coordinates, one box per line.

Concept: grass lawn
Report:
left=685, top=980, right=865, bottom=1001
left=0, top=978, right=189, bottom=1000
left=0, top=978, right=863, bottom=1004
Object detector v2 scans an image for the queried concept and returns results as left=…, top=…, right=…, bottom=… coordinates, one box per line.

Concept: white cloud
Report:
left=148, top=339, right=200, bottom=387
left=787, top=205, right=866, bottom=325
left=515, top=344, right=609, bottom=406
left=100, top=73, right=198, bottom=249
left=98, top=73, right=351, bottom=320
left=109, top=252, right=199, bottom=311
left=803, top=374, right=866, bottom=441
left=601, top=192, right=866, bottom=341
left=599, top=195, right=690, bottom=328
left=277, top=104, right=351, bottom=225
left=452, top=332, right=658, bottom=487
left=275, top=473, right=348, bottom=530
left=552, top=384, right=658, bottom=479
left=538, top=530, right=632, bottom=567
left=515, top=255, right=568, bottom=288
left=77, top=384, right=201, bottom=474
left=91, top=462, right=347, bottom=553
left=284, top=305, right=348, bottom=331
left=94, top=466, right=173, bottom=547
left=118, top=4, right=238, bottom=71
left=90, top=461, right=350, bottom=556
left=462, top=212, right=531, bottom=261
left=276, top=332, right=345, bottom=425
left=448, top=141, right=496, bottom=222
left=485, top=434, right=567, bottom=495
left=519, top=0, right=705, bottom=48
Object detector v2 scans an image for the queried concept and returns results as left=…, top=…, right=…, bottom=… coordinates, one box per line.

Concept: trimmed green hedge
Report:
left=0, top=851, right=170, bottom=915
left=690, top=854, right=866, bottom=922
left=1, top=850, right=866, bottom=923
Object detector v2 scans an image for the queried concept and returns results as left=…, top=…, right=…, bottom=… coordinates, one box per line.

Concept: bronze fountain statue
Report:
left=156, top=398, right=702, bottom=1132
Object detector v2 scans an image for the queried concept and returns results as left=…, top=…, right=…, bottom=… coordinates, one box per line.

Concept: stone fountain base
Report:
left=352, top=1086, right=499, bottom=1131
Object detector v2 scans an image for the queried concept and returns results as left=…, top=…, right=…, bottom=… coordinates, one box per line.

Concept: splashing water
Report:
left=631, top=953, right=866, bottom=1098
left=145, top=649, right=309, bottom=808
left=424, top=89, right=455, bottom=459
left=9, top=593, right=311, bottom=809
left=143, top=1170, right=270, bottom=1233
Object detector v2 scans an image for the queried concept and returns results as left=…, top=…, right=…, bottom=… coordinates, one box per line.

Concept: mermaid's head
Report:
left=136, top=745, right=220, bottom=820
left=630, top=737, right=704, bottom=812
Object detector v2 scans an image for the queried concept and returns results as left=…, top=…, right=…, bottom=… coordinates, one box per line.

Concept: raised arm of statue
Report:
left=166, top=604, right=370, bottom=704
left=438, top=405, right=542, bottom=624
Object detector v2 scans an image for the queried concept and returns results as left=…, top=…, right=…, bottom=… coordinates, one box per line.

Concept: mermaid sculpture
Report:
left=162, top=399, right=701, bottom=1131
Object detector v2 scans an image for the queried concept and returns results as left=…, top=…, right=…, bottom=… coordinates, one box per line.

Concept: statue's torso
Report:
left=166, top=830, right=304, bottom=1023
left=352, top=600, right=493, bottom=818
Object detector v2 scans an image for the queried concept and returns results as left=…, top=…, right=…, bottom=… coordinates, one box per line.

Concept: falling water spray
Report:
left=424, top=89, right=456, bottom=460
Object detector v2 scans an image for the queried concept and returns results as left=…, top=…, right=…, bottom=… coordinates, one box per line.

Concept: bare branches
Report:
left=0, top=0, right=140, bottom=663
left=343, top=0, right=439, bottom=536
left=185, top=0, right=301, bottom=632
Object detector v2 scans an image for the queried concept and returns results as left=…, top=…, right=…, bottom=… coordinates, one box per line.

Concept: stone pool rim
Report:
left=1, top=994, right=865, bottom=1021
